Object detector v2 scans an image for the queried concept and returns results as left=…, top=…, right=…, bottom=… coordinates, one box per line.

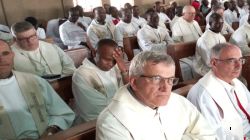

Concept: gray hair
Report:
left=129, top=51, right=175, bottom=77
left=11, top=21, right=34, bottom=37
left=210, top=43, right=234, bottom=58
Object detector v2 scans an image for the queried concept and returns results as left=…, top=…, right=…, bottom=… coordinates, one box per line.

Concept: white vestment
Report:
left=239, top=13, right=248, bottom=26
left=96, top=85, right=216, bottom=140
left=11, top=41, right=76, bottom=76
left=237, top=6, right=248, bottom=20
left=59, top=20, right=88, bottom=49
left=170, top=15, right=180, bottom=30
left=72, top=59, right=122, bottom=123
left=194, top=30, right=226, bottom=76
left=158, top=12, right=171, bottom=23
left=131, top=16, right=147, bottom=29
left=114, top=21, right=140, bottom=47
left=77, top=17, right=89, bottom=29
left=0, top=24, right=13, bottom=42
left=0, top=71, right=75, bottom=139
left=81, top=16, right=92, bottom=25
left=172, top=17, right=203, bottom=42
left=46, top=18, right=65, bottom=49
left=87, top=19, right=115, bottom=48
left=224, top=9, right=239, bottom=26
left=137, top=24, right=173, bottom=51
left=37, top=27, right=46, bottom=39
left=206, top=11, right=213, bottom=25
left=230, top=22, right=250, bottom=56
left=187, top=71, right=250, bottom=140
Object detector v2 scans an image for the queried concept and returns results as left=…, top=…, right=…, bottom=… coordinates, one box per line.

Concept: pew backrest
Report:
left=42, top=120, right=96, bottom=140
left=123, top=36, right=140, bottom=61
left=167, top=41, right=196, bottom=82
left=49, top=75, right=73, bottom=104
left=172, top=84, right=193, bottom=97
left=65, top=48, right=89, bottom=68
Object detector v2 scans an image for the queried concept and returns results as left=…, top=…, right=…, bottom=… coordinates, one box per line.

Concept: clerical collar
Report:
left=0, top=72, right=14, bottom=85
left=95, top=19, right=106, bottom=25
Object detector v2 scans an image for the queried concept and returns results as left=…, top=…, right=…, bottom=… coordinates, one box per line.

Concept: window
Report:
left=73, top=0, right=102, bottom=12
left=110, top=0, right=134, bottom=10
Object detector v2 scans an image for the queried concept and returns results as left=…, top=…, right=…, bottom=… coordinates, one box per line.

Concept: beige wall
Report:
left=0, top=0, right=73, bottom=27
left=0, top=0, right=190, bottom=27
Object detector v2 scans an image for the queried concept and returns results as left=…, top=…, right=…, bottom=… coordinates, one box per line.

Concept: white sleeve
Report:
left=230, top=30, right=250, bottom=55
left=87, top=27, right=99, bottom=48
left=54, top=45, right=76, bottom=75
left=114, top=26, right=124, bottom=47
left=137, top=29, right=166, bottom=51
left=37, top=76, right=75, bottom=130
left=59, top=25, right=81, bottom=46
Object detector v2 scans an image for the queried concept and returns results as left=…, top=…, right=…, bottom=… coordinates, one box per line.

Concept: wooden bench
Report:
left=123, top=36, right=140, bottom=61
left=172, top=84, right=193, bottom=97
left=167, top=41, right=197, bottom=82
left=49, top=75, right=73, bottom=104
left=65, top=48, right=89, bottom=68
left=42, top=120, right=96, bottom=140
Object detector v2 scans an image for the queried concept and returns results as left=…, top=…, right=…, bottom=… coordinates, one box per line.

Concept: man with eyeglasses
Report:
left=188, top=43, right=250, bottom=139
left=0, top=40, right=75, bottom=139
left=10, top=21, right=76, bottom=77
left=96, top=51, right=216, bottom=140
left=172, top=5, right=203, bottom=43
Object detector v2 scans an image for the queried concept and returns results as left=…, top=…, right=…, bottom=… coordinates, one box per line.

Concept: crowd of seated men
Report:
left=1, top=0, right=250, bottom=139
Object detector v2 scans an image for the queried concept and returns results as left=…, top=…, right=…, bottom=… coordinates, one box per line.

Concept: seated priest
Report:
left=96, top=51, right=216, bottom=140
left=10, top=21, right=76, bottom=77
left=72, top=39, right=128, bottom=123
left=0, top=40, right=75, bottom=139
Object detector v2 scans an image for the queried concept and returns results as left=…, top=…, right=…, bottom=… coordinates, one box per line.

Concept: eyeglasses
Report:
left=0, top=51, right=11, bottom=57
left=140, top=75, right=179, bottom=86
left=215, top=57, right=246, bottom=65
left=17, top=34, right=37, bottom=42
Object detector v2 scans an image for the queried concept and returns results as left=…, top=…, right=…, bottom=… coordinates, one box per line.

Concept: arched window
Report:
left=110, top=0, right=134, bottom=10
left=73, top=0, right=102, bottom=12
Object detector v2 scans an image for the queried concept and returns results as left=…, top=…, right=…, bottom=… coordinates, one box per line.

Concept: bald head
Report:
left=0, top=40, right=14, bottom=79
left=182, top=5, right=196, bottom=22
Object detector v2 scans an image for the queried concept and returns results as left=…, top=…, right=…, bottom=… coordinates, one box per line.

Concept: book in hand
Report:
left=41, top=74, right=61, bottom=79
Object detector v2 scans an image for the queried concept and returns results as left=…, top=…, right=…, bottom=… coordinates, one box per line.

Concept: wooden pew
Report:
left=123, top=36, right=140, bottom=61
left=167, top=41, right=197, bottom=82
left=65, top=48, right=89, bottom=68
left=49, top=75, right=73, bottom=104
left=172, top=84, right=193, bottom=97
left=42, top=120, right=96, bottom=140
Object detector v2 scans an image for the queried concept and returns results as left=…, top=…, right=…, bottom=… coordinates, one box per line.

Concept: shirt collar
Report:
left=216, top=77, right=236, bottom=93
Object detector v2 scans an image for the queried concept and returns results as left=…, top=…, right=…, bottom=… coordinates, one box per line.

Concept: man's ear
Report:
left=210, top=58, right=217, bottom=67
left=130, top=77, right=138, bottom=91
